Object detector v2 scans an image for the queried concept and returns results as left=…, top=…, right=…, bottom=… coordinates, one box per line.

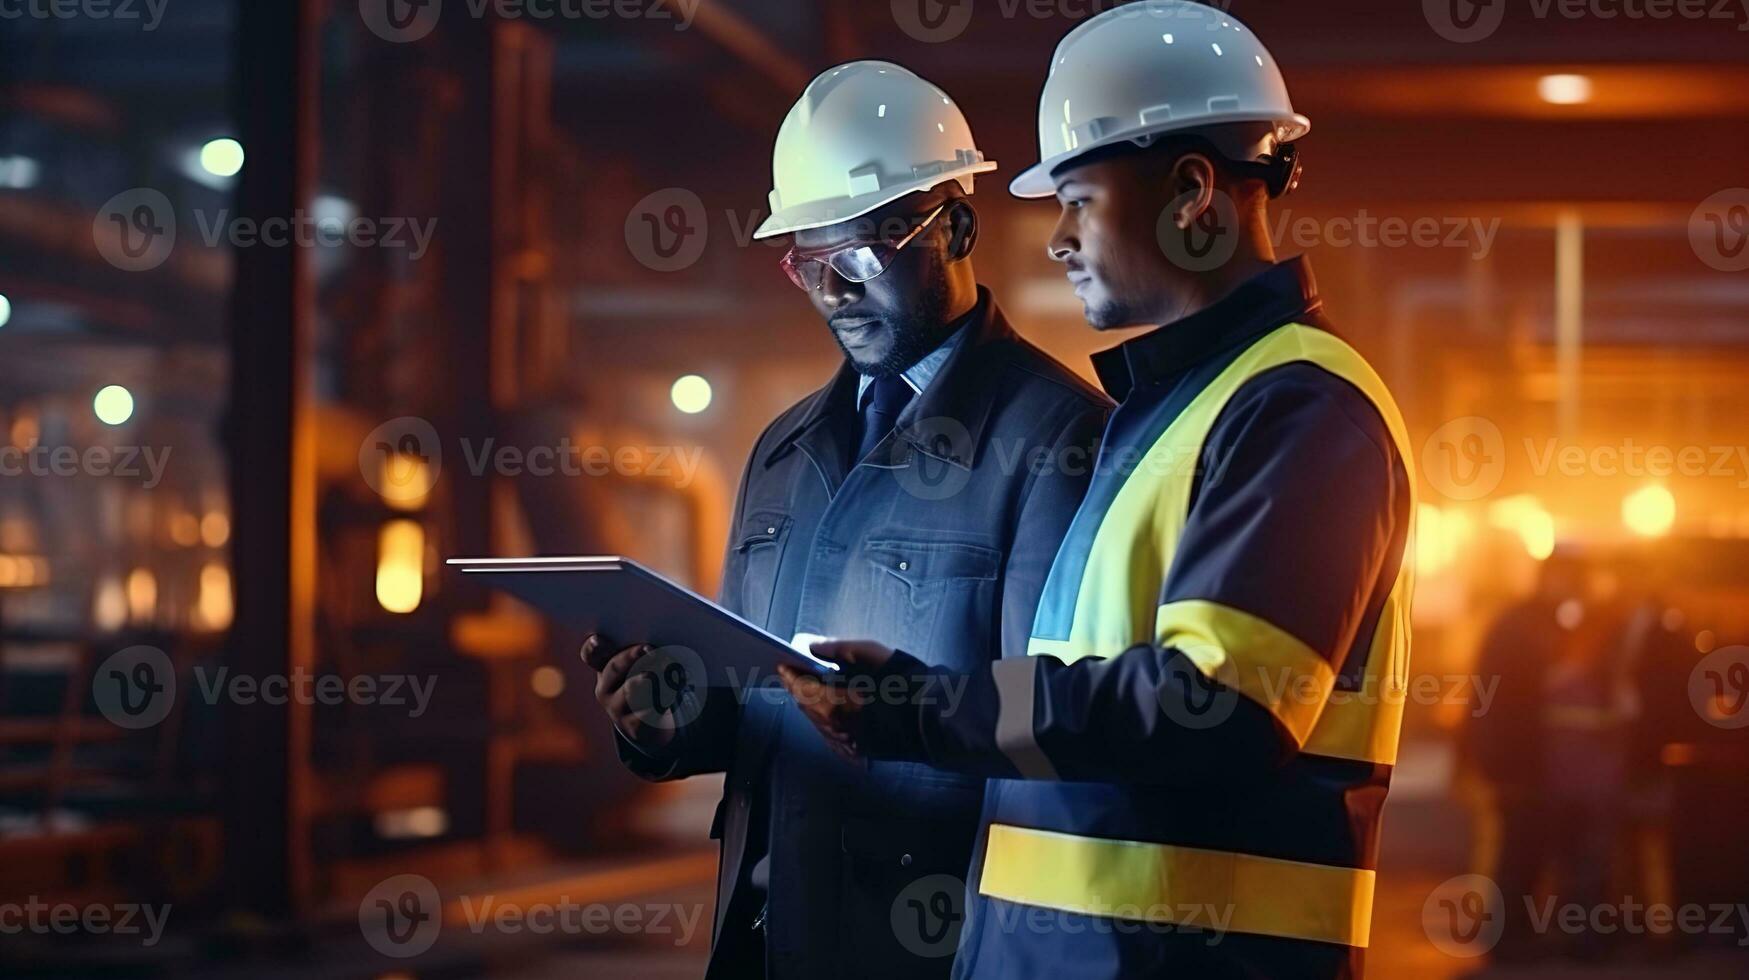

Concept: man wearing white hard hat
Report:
left=583, top=60, right=1109, bottom=979
left=780, top=5, right=1415, bottom=977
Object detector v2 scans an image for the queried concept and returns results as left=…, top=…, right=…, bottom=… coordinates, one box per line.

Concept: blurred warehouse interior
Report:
left=0, top=0, right=1747, bottom=975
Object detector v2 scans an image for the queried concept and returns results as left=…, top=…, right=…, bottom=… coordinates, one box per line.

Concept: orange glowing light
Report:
left=376, top=520, right=425, bottom=614
left=1622, top=484, right=1676, bottom=538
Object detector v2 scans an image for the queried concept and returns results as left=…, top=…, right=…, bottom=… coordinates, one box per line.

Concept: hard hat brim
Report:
left=1007, top=113, right=1311, bottom=199
left=753, top=162, right=997, bottom=240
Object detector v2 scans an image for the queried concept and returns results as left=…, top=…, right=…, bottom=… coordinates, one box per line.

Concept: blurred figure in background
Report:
left=1470, top=549, right=1642, bottom=961
left=1613, top=551, right=1691, bottom=950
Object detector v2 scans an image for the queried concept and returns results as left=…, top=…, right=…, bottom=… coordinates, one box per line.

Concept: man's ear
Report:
left=1164, top=152, right=1218, bottom=231
left=944, top=198, right=978, bottom=261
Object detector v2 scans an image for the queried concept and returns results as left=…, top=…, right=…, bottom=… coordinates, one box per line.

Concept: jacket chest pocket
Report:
left=865, top=538, right=1000, bottom=594
left=860, top=538, right=1001, bottom=665
left=730, top=510, right=792, bottom=627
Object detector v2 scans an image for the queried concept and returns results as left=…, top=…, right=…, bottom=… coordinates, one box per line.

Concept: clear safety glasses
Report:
left=779, top=204, right=946, bottom=292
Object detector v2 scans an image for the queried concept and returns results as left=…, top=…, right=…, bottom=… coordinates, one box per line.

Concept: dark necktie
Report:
left=856, top=374, right=914, bottom=463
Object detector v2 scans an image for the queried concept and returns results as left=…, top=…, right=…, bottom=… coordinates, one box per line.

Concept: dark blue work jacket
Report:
left=616, top=289, right=1109, bottom=979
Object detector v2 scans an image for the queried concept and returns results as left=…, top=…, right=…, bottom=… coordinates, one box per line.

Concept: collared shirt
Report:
left=855, top=320, right=969, bottom=410
left=1026, top=256, right=1409, bottom=673
left=611, top=284, right=1112, bottom=980
left=1089, top=257, right=1332, bottom=401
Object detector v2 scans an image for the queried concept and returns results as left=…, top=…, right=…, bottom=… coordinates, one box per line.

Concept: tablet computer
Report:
left=445, top=556, right=839, bottom=687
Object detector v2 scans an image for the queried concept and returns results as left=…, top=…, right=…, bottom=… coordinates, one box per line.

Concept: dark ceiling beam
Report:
left=0, top=85, right=121, bottom=131
left=822, top=0, right=861, bottom=62
left=820, top=0, right=1749, bottom=76
left=687, top=0, right=811, bottom=94
left=0, top=272, right=218, bottom=345
left=1291, top=115, right=1749, bottom=207
left=553, top=7, right=806, bottom=133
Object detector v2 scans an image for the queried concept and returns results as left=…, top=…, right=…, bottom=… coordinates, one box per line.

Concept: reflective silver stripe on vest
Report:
left=993, top=657, right=1057, bottom=779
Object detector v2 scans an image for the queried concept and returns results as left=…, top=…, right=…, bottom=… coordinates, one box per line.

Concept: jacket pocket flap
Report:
left=735, top=511, right=790, bottom=551
left=865, top=538, right=1000, bottom=588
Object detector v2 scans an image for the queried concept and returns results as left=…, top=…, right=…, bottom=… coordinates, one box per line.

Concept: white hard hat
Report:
left=1009, top=0, right=1310, bottom=198
left=753, top=60, right=997, bottom=240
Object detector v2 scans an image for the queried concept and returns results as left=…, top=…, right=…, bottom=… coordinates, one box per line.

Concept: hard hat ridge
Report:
left=753, top=60, right=997, bottom=240
left=1010, top=0, right=1309, bottom=198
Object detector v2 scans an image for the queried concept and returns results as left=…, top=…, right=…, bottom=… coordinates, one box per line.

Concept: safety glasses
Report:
left=779, top=204, right=946, bottom=292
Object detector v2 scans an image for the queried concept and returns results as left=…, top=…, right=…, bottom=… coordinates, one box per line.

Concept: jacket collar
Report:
left=857, top=324, right=963, bottom=409
left=763, top=286, right=1012, bottom=472
left=1090, top=256, right=1323, bottom=401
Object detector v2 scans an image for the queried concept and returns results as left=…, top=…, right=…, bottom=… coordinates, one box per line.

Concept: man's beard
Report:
left=1082, top=295, right=1134, bottom=331
left=1080, top=272, right=1159, bottom=331
left=1073, top=262, right=1139, bottom=331
left=833, top=274, right=957, bottom=378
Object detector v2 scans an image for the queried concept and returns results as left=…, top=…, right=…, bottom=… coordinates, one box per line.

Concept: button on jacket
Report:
left=615, top=288, right=1111, bottom=980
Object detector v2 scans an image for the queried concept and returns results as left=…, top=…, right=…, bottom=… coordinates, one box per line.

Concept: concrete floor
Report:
left=138, top=830, right=1744, bottom=979
left=435, top=759, right=1749, bottom=980
left=487, top=871, right=1748, bottom=980
left=72, top=748, right=1732, bottom=980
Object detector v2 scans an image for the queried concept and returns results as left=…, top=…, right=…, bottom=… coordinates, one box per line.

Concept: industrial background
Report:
left=0, top=0, right=1747, bottom=976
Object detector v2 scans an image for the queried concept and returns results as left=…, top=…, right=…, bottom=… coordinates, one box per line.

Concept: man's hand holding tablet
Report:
left=580, top=634, right=676, bottom=752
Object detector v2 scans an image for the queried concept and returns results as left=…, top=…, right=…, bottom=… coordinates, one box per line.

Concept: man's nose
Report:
left=819, top=269, right=863, bottom=310
left=1047, top=218, right=1078, bottom=264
